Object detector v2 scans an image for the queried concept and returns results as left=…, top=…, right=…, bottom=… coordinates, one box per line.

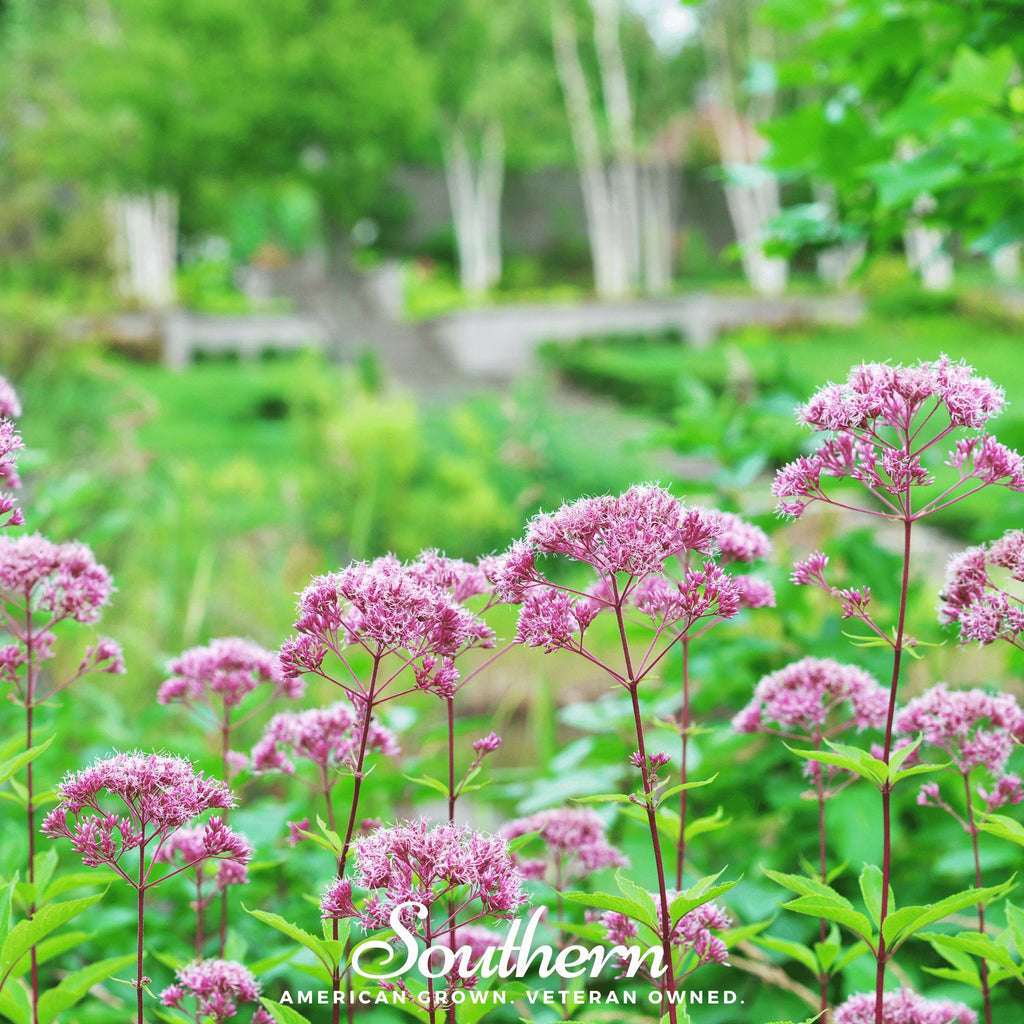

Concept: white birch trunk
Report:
left=108, top=191, right=178, bottom=308
left=992, top=243, right=1021, bottom=283
left=552, top=0, right=629, bottom=298
left=703, top=7, right=788, bottom=297
left=443, top=120, right=505, bottom=295
left=639, top=159, right=674, bottom=294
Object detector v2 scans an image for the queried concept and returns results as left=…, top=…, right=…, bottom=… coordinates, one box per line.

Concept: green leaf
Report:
left=244, top=907, right=334, bottom=971
left=0, top=895, right=103, bottom=981
left=859, top=864, right=894, bottom=928
left=618, top=803, right=680, bottom=843
left=765, top=869, right=853, bottom=904
left=571, top=793, right=634, bottom=805
left=1006, top=901, right=1024, bottom=956
left=754, top=933, right=818, bottom=975
left=684, top=806, right=731, bottom=843
left=782, top=897, right=874, bottom=944
left=40, top=870, right=116, bottom=903
left=669, top=873, right=738, bottom=920
left=561, top=890, right=657, bottom=931
left=505, top=830, right=541, bottom=855
left=657, top=773, right=719, bottom=803
left=784, top=741, right=886, bottom=788
left=833, top=940, right=871, bottom=973
left=615, top=873, right=659, bottom=931
left=402, top=774, right=450, bottom=799
left=37, top=954, right=136, bottom=1024
left=0, top=738, right=54, bottom=789
left=260, top=998, right=313, bottom=1024
left=918, top=930, right=1022, bottom=977
left=881, top=878, right=1015, bottom=950
left=29, top=852, right=58, bottom=908
left=0, top=878, right=16, bottom=954
left=8, top=932, right=91, bottom=979
left=890, top=761, right=949, bottom=784
left=979, top=814, right=1024, bottom=848
left=0, top=983, right=28, bottom=1024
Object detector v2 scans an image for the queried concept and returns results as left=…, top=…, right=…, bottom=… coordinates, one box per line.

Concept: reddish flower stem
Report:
left=334, top=655, right=382, bottom=1024
left=874, top=515, right=913, bottom=1024
left=219, top=709, right=230, bottom=957
left=446, top=696, right=457, bottom=1024
left=963, top=772, right=993, bottom=1024
left=137, top=849, right=147, bottom=1024
left=25, top=608, right=39, bottom=1024
left=614, top=596, right=677, bottom=1024
left=815, top=736, right=829, bottom=1018
left=195, top=873, right=204, bottom=959
left=676, top=637, right=691, bottom=890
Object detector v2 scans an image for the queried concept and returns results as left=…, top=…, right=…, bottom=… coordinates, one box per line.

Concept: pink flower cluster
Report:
left=251, top=703, right=400, bottom=777
left=834, top=988, right=975, bottom=1024
left=159, top=637, right=302, bottom=708
left=896, top=684, right=1024, bottom=809
left=155, top=824, right=250, bottom=892
left=491, top=486, right=772, bottom=661
left=940, top=531, right=1024, bottom=648
left=601, top=900, right=731, bottom=970
left=773, top=357, right=1023, bottom=518
left=160, top=959, right=272, bottom=1024
left=279, top=555, right=493, bottom=696
left=500, top=807, right=627, bottom=884
left=41, top=752, right=247, bottom=879
left=732, top=657, right=888, bottom=736
left=0, top=533, right=116, bottom=624
left=0, top=375, right=22, bottom=529
left=322, top=820, right=527, bottom=931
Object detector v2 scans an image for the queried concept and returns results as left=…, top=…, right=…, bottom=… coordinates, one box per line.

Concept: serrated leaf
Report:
left=670, top=877, right=738, bottom=920
left=37, top=954, right=136, bottom=1024
left=881, top=878, right=1015, bottom=950
left=922, top=965, right=982, bottom=989
left=40, top=870, right=116, bottom=903
left=0, top=738, right=54, bottom=789
left=1006, top=901, right=1024, bottom=956
left=785, top=742, right=887, bottom=788
left=0, top=878, right=16, bottom=953
left=891, top=761, right=949, bottom=784
left=0, top=895, right=102, bottom=980
left=657, top=773, right=719, bottom=803
left=833, top=940, right=870, bottom=972
left=765, top=869, right=853, bottom=905
left=979, top=814, right=1024, bottom=848
left=684, top=806, right=730, bottom=843
left=616, top=873, right=659, bottom=930
left=782, top=897, right=874, bottom=944
left=244, top=907, right=334, bottom=971
left=506, top=830, right=541, bottom=855
left=30, top=852, right=57, bottom=908
left=0, top=983, right=28, bottom=1024
left=260, top=998, right=313, bottom=1024
left=561, top=890, right=657, bottom=931
left=754, top=933, right=818, bottom=975
left=859, top=864, right=894, bottom=928
left=918, top=930, right=1022, bottom=976
left=8, top=932, right=90, bottom=979
left=403, top=774, right=450, bottom=799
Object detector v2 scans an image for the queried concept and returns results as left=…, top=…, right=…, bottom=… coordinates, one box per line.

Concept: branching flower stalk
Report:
left=491, top=484, right=750, bottom=1022
left=895, top=685, right=1024, bottom=1024
left=160, top=637, right=301, bottom=953
left=773, top=356, right=1024, bottom=1024
left=734, top=657, right=888, bottom=1012
left=278, top=554, right=493, bottom=1024
left=0, top=533, right=122, bottom=1023
left=41, top=752, right=249, bottom=1024
left=672, top=512, right=774, bottom=886
left=321, top=821, right=527, bottom=1024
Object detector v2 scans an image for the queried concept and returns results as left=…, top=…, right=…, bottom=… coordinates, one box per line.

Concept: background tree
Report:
left=762, top=0, right=1024, bottom=287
